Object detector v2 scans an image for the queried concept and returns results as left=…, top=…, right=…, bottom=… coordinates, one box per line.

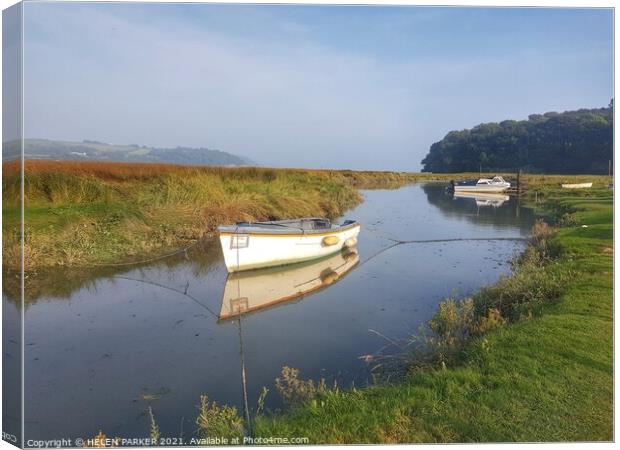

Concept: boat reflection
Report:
left=219, top=247, right=359, bottom=320
left=453, top=191, right=510, bottom=208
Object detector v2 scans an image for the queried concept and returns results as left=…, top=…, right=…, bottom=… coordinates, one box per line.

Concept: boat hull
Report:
left=218, top=223, right=361, bottom=272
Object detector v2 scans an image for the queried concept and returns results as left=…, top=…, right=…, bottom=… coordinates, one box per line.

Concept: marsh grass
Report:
left=195, top=395, right=244, bottom=439
left=4, top=161, right=609, bottom=269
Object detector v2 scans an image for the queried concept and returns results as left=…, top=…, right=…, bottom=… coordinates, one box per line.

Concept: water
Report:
left=5, top=184, right=534, bottom=441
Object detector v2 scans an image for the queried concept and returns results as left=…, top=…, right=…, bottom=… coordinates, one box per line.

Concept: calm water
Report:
left=5, top=184, right=534, bottom=441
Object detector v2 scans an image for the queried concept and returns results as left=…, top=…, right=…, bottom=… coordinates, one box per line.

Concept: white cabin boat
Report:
left=219, top=248, right=359, bottom=320
left=452, top=176, right=511, bottom=193
left=217, top=218, right=360, bottom=273
left=561, top=182, right=593, bottom=189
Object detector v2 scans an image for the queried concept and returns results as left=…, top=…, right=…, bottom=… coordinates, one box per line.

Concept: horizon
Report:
left=11, top=3, right=615, bottom=171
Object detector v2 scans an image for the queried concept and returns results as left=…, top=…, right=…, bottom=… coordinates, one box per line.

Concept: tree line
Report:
left=421, top=101, right=613, bottom=174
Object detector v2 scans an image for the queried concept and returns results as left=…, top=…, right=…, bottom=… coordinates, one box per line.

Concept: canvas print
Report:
left=2, top=1, right=614, bottom=447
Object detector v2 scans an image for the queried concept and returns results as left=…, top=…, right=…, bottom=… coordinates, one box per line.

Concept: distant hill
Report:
left=421, top=103, right=613, bottom=174
left=3, top=138, right=254, bottom=166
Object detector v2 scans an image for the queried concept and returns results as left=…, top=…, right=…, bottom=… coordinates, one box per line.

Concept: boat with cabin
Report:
left=217, top=217, right=360, bottom=272
left=451, top=176, right=511, bottom=193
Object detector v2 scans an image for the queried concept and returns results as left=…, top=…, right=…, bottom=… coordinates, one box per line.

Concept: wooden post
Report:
left=517, top=170, right=522, bottom=195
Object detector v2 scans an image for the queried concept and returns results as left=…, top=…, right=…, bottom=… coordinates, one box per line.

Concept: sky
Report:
left=17, top=3, right=614, bottom=171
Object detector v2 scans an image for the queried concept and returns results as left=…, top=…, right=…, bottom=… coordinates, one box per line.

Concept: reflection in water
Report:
left=453, top=191, right=510, bottom=208
left=220, top=248, right=359, bottom=320
left=422, top=183, right=532, bottom=226
left=5, top=239, right=224, bottom=305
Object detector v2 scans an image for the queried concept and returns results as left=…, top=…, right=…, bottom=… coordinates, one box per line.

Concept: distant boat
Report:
left=217, top=218, right=361, bottom=273
left=451, top=176, right=511, bottom=193
left=561, top=182, right=593, bottom=189
left=219, top=247, right=360, bottom=320
left=453, top=191, right=510, bottom=207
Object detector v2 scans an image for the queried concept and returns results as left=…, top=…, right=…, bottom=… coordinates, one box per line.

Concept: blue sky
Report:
left=22, top=3, right=613, bottom=170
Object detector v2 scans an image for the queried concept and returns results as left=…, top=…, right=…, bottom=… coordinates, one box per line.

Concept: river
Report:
left=4, top=183, right=535, bottom=441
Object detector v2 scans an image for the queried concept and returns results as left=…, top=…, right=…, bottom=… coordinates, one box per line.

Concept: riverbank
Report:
left=2, top=161, right=416, bottom=270
left=2, top=161, right=611, bottom=271
left=251, top=187, right=613, bottom=442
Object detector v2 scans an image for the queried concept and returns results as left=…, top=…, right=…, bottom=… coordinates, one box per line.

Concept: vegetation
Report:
left=247, top=186, right=613, bottom=442
left=2, top=161, right=423, bottom=270
left=3, top=138, right=253, bottom=166
left=2, top=161, right=524, bottom=270
left=421, top=102, right=613, bottom=174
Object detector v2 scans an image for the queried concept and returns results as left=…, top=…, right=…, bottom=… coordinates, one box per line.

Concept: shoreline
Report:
left=244, top=186, right=613, bottom=442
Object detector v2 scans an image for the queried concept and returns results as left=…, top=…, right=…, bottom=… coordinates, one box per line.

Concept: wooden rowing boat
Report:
left=561, top=182, right=593, bottom=189
left=217, top=218, right=361, bottom=272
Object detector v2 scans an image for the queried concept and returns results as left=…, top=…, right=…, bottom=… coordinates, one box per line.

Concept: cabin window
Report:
left=230, top=234, right=250, bottom=249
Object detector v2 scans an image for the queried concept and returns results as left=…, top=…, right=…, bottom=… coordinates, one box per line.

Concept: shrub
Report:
left=196, top=395, right=244, bottom=439
left=275, top=366, right=327, bottom=406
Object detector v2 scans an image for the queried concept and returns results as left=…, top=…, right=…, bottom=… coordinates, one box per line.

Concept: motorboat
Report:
left=451, top=176, right=511, bottom=193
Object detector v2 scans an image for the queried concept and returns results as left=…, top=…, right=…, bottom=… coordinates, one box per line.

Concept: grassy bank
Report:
left=2, top=161, right=611, bottom=272
left=248, top=187, right=613, bottom=442
left=2, top=161, right=425, bottom=270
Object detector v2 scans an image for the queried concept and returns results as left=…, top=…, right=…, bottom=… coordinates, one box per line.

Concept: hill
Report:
left=421, top=103, right=613, bottom=174
left=3, top=138, right=253, bottom=166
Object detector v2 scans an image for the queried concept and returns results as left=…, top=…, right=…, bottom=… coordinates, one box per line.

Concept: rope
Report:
left=358, top=236, right=528, bottom=269
left=85, top=241, right=199, bottom=268
left=112, top=275, right=219, bottom=319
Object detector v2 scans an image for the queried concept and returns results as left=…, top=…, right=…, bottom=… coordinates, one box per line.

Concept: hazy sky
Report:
left=22, top=3, right=613, bottom=170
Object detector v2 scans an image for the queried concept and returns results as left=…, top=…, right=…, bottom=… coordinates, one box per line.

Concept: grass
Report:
left=249, top=186, right=613, bottom=443
left=3, top=160, right=611, bottom=270
left=2, top=161, right=421, bottom=269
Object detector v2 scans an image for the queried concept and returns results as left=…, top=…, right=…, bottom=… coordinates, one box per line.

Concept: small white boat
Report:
left=452, top=176, right=511, bottom=193
left=453, top=191, right=510, bottom=207
left=218, top=217, right=361, bottom=273
left=219, top=247, right=359, bottom=320
left=561, top=182, right=593, bottom=189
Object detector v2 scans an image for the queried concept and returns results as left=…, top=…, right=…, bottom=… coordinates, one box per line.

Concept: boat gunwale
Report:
left=218, top=221, right=360, bottom=237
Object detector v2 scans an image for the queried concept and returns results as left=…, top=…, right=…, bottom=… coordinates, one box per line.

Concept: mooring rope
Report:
left=112, top=275, right=219, bottom=319
left=85, top=241, right=200, bottom=268
left=357, top=236, right=528, bottom=269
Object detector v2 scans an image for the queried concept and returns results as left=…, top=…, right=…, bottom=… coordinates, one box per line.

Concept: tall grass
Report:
left=6, top=161, right=398, bottom=269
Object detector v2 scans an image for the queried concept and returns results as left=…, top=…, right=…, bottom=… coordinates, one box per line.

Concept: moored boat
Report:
left=217, top=217, right=361, bottom=272
left=561, top=182, right=593, bottom=189
left=219, top=247, right=359, bottom=320
left=451, top=176, right=511, bottom=193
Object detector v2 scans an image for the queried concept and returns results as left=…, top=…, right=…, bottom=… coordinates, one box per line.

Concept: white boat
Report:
left=453, top=191, right=510, bottom=207
left=452, top=176, right=511, bottom=193
left=561, top=182, right=593, bottom=189
left=219, top=247, right=359, bottom=320
left=217, top=217, right=361, bottom=273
